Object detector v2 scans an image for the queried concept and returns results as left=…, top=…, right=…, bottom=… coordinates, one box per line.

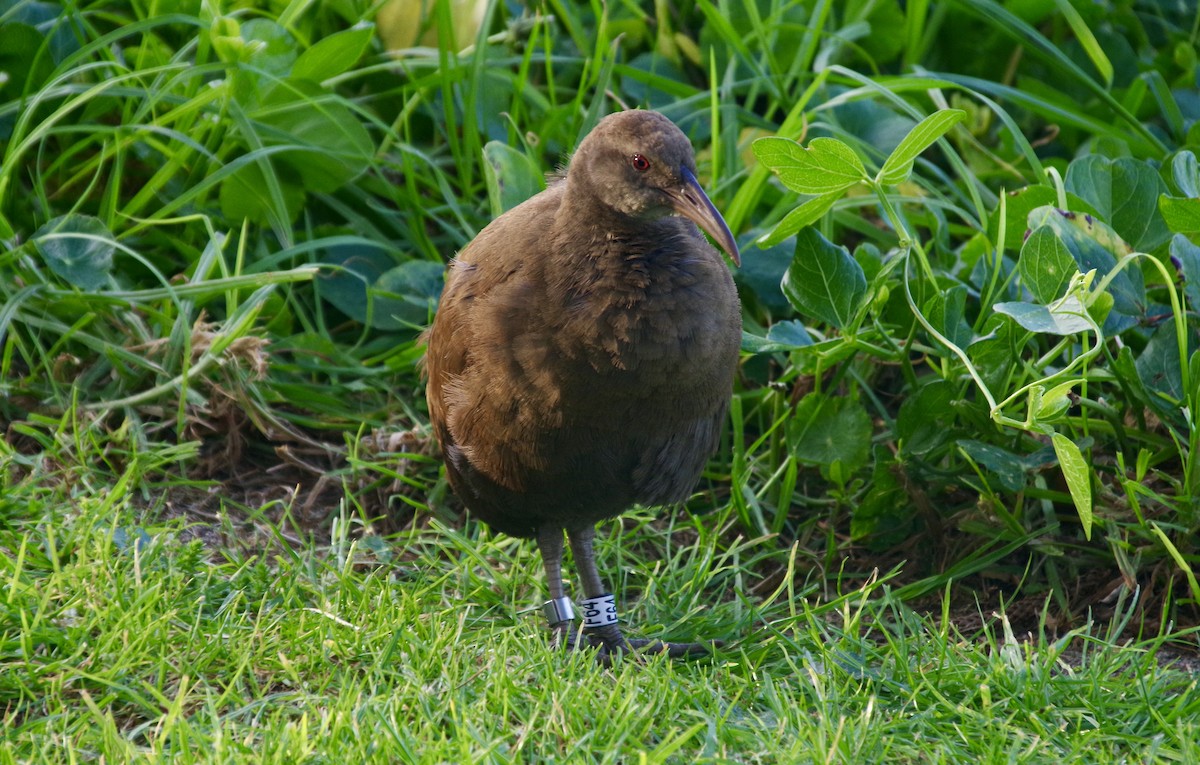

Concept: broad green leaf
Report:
left=33, top=214, right=115, bottom=290
left=741, top=320, right=813, bottom=353
left=756, top=191, right=841, bottom=247
left=253, top=79, right=374, bottom=192
left=375, top=260, right=446, bottom=327
left=319, top=244, right=394, bottom=326
left=752, top=136, right=866, bottom=195
left=1051, top=432, right=1093, bottom=540
left=787, top=392, right=872, bottom=472
left=1064, top=155, right=1171, bottom=252
left=781, top=228, right=868, bottom=329
left=1160, top=196, right=1200, bottom=234
left=877, top=109, right=965, bottom=186
left=969, top=314, right=1022, bottom=391
left=994, top=295, right=1093, bottom=335
left=318, top=244, right=444, bottom=331
left=958, top=439, right=1027, bottom=492
left=293, top=25, right=375, bottom=82
left=1028, top=206, right=1144, bottom=321
left=1112, top=345, right=1156, bottom=411
left=1018, top=225, right=1077, bottom=303
left=482, top=141, right=545, bottom=216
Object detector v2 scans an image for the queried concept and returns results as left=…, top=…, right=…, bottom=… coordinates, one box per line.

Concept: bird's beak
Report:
left=670, top=166, right=741, bottom=266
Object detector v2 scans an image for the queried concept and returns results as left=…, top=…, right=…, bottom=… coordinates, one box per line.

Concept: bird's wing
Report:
left=424, top=191, right=566, bottom=495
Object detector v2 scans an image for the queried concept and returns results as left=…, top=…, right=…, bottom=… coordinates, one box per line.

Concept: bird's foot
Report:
left=544, top=595, right=718, bottom=662
left=581, top=624, right=717, bottom=663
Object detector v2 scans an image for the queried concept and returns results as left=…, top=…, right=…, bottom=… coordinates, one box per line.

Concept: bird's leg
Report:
left=566, top=524, right=712, bottom=660
left=536, top=526, right=578, bottom=650
left=566, top=524, right=630, bottom=653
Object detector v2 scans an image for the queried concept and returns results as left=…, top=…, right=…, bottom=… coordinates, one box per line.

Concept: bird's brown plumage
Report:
left=423, top=109, right=740, bottom=656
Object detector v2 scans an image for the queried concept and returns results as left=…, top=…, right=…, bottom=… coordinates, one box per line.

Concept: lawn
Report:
left=3, top=0, right=1200, bottom=762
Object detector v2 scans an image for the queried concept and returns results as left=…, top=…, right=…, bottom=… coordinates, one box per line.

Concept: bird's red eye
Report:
left=630, top=153, right=651, bottom=172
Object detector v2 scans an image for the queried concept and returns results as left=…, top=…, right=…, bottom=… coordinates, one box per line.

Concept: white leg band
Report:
left=580, top=593, right=618, bottom=629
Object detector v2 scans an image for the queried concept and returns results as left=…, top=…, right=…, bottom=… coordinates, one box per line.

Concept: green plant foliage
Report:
left=787, top=391, right=872, bottom=474
left=742, top=0, right=1200, bottom=622
left=753, top=136, right=867, bottom=194
left=319, top=244, right=443, bottom=331
left=482, top=141, right=545, bottom=215
left=876, top=108, right=965, bottom=185
left=1051, top=431, right=1093, bottom=539
left=1018, top=225, right=1078, bottom=304
left=1064, top=156, right=1171, bottom=252
left=1026, top=206, right=1144, bottom=327
left=292, top=25, right=375, bottom=82
left=993, top=296, right=1094, bottom=336
left=781, top=228, right=867, bottom=330
left=32, top=214, right=115, bottom=290
left=740, top=319, right=813, bottom=354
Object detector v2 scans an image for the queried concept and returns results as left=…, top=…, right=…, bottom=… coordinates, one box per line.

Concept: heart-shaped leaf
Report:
left=787, top=392, right=872, bottom=472
left=33, top=214, right=115, bottom=290
left=319, top=244, right=443, bottom=330
left=753, top=136, right=865, bottom=195
left=1065, top=155, right=1171, bottom=252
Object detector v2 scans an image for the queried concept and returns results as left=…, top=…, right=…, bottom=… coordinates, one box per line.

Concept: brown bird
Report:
left=423, top=109, right=741, bottom=659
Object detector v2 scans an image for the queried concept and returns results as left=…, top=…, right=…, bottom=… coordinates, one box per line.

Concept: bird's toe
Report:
left=582, top=626, right=719, bottom=663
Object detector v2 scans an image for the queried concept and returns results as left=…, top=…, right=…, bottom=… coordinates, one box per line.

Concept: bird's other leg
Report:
left=536, top=525, right=578, bottom=650
left=566, top=524, right=711, bottom=660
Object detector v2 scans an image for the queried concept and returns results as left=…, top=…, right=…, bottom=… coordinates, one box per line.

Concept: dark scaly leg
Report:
left=536, top=525, right=577, bottom=650
left=566, top=523, right=712, bottom=660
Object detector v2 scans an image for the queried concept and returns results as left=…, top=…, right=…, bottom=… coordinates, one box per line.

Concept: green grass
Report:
left=3, top=449, right=1198, bottom=763
left=4, top=0, right=1200, bottom=761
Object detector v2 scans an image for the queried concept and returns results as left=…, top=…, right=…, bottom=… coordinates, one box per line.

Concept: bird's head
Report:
left=569, top=110, right=741, bottom=266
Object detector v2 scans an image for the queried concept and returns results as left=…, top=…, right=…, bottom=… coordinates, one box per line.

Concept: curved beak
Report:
left=669, top=166, right=741, bottom=266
